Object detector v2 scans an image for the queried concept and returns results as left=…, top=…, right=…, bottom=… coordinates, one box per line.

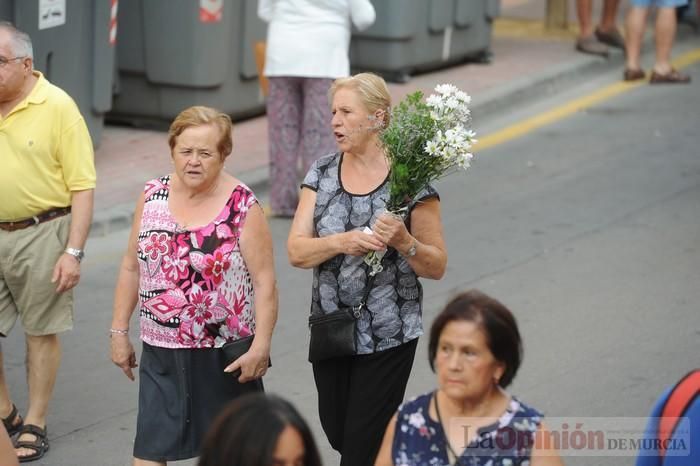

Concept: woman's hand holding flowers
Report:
left=341, top=229, right=386, bottom=256
left=372, top=212, right=413, bottom=253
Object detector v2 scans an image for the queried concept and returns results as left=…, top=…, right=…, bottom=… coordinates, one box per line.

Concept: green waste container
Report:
left=0, top=0, right=118, bottom=146
left=109, top=0, right=266, bottom=126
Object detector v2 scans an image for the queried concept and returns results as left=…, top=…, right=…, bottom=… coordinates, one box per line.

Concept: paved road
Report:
left=3, top=57, right=699, bottom=465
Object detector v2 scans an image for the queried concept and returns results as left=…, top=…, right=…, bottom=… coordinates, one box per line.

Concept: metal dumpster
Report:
left=109, top=0, right=266, bottom=126
left=350, top=0, right=499, bottom=82
left=451, top=0, right=498, bottom=64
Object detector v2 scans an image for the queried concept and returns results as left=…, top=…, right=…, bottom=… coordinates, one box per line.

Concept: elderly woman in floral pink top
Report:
left=110, top=106, right=278, bottom=465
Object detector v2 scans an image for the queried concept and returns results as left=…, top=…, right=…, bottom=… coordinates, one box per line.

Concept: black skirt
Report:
left=133, top=342, right=264, bottom=461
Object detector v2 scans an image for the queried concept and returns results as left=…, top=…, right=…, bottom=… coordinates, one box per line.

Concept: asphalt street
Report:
left=2, top=57, right=699, bottom=466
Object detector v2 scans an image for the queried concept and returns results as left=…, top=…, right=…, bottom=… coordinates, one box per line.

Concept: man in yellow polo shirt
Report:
left=0, top=22, right=95, bottom=462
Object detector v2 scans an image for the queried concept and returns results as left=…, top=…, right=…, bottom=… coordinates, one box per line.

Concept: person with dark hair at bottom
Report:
left=198, top=393, right=322, bottom=466
left=375, top=290, right=563, bottom=466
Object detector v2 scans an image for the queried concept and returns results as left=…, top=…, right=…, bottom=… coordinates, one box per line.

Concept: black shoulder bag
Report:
left=307, top=251, right=394, bottom=363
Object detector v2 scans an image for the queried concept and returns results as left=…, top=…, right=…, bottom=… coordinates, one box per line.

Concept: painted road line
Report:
left=472, top=48, right=700, bottom=153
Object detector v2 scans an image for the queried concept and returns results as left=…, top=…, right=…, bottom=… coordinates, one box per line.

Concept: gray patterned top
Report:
left=301, top=152, right=439, bottom=354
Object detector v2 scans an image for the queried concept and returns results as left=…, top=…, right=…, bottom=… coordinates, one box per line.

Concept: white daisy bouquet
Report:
left=365, top=84, right=477, bottom=274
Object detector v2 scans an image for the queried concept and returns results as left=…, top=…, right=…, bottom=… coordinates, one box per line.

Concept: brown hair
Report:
left=168, top=106, right=233, bottom=160
left=329, top=72, right=391, bottom=128
left=428, top=290, right=523, bottom=388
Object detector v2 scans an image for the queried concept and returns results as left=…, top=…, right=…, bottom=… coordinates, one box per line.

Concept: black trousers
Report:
left=312, top=338, right=418, bottom=466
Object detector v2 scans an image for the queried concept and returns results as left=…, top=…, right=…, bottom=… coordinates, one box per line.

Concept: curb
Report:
left=471, top=47, right=625, bottom=121
left=473, top=22, right=700, bottom=121
left=89, top=26, right=695, bottom=238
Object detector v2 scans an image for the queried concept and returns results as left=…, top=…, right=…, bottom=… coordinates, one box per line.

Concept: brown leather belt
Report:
left=0, top=206, right=72, bottom=232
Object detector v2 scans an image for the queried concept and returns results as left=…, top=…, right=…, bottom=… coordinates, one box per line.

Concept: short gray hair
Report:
left=0, top=21, right=34, bottom=60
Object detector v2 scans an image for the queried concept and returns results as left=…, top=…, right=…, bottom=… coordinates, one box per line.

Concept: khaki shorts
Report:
left=0, top=215, right=73, bottom=336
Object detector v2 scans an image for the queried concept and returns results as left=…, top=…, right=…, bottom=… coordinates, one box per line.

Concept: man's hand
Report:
left=52, top=253, right=81, bottom=293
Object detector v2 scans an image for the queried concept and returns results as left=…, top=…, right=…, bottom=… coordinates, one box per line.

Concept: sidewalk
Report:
left=91, top=0, right=685, bottom=235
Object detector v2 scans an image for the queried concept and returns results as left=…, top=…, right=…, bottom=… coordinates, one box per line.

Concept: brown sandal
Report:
left=650, top=69, right=691, bottom=84
left=14, top=424, right=49, bottom=463
left=1, top=403, right=23, bottom=437
left=623, top=68, right=646, bottom=82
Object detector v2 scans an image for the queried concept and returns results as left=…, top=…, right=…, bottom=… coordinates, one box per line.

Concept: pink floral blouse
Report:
left=136, top=175, right=257, bottom=349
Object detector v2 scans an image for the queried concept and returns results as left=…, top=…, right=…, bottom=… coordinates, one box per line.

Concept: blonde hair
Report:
left=329, top=72, right=391, bottom=127
left=168, top=106, right=233, bottom=160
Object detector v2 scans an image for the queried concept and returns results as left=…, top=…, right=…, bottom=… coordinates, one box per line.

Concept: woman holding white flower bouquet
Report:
left=287, top=73, right=450, bottom=465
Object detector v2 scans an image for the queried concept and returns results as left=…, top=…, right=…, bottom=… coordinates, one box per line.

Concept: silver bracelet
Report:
left=109, top=328, right=129, bottom=336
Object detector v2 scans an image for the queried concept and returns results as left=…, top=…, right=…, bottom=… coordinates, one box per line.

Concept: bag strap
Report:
left=359, top=269, right=378, bottom=308
left=658, top=369, right=700, bottom=459
left=352, top=249, right=397, bottom=317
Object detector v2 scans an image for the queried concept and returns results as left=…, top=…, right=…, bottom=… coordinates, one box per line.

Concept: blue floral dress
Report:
left=392, top=392, right=543, bottom=466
